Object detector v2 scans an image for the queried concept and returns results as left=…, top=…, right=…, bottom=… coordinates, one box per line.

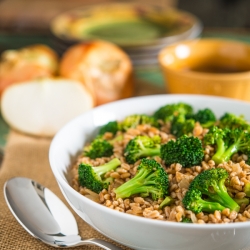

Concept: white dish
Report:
left=50, top=3, right=202, bottom=68
left=49, top=94, right=250, bottom=250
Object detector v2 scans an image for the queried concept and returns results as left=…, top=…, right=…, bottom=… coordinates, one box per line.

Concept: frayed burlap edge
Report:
left=0, top=130, right=131, bottom=250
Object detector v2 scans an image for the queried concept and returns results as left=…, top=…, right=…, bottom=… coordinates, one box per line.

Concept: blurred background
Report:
left=1, top=0, right=250, bottom=50
left=178, top=0, right=250, bottom=28
left=1, top=0, right=250, bottom=103
left=0, top=0, right=249, bottom=66
left=1, top=0, right=250, bottom=35
left=0, top=0, right=250, bottom=145
left=1, top=0, right=250, bottom=71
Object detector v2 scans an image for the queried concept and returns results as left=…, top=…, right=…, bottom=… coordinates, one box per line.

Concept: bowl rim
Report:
left=49, top=94, right=250, bottom=230
left=50, top=2, right=203, bottom=48
left=158, top=38, right=250, bottom=79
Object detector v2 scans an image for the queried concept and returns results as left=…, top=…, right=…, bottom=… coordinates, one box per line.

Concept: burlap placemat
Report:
left=0, top=130, right=131, bottom=250
left=0, top=80, right=166, bottom=249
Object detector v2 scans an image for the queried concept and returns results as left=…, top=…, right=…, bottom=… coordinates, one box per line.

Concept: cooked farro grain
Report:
left=70, top=110, right=250, bottom=224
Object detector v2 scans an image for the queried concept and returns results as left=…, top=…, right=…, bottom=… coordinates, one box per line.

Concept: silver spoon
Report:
left=4, top=177, right=123, bottom=250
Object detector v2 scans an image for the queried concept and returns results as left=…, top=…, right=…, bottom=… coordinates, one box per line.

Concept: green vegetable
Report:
left=233, top=197, right=250, bottom=206
left=170, top=113, right=195, bottom=137
left=243, top=182, right=250, bottom=197
left=191, top=108, right=216, bottom=128
left=153, top=102, right=193, bottom=123
left=98, top=114, right=159, bottom=136
left=78, top=158, right=121, bottom=193
left=171, top=108, right=216, bottom=137
left=124, top=135, right=161, bottom=164
left=124, top=133, right=205, bottom=167
left=159, top=196, right=174, bottom=209
left=161, top=135, right=204, bottom=168
left=204, top=126, right=250, bottom=164
left=182, top=188, right=226, bottom=214
left=115, top=158, right=169, bottom=200
left=187, top=168, right=240, bottom=213
left=120, top=114, right=159, bottom=131
left=181, top=217, right=192, bottom=223
left=219, top=112, right=250, bottom=131
left=98, top=121, right=119, bottom=136
left=83, top=137, right=114, bottom=159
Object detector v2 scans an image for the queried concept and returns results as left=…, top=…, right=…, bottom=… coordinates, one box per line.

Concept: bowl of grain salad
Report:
left=49, top=94, right=250, bottom=250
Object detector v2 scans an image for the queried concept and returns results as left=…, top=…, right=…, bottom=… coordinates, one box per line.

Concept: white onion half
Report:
left=1, top=78, right=94, bottom=137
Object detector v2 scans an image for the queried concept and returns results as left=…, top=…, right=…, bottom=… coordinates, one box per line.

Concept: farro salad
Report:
left=70, top=102, right=250, bottom=224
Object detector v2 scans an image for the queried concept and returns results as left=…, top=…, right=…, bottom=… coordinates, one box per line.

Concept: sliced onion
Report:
left=1, top=78, right=94, bottom=137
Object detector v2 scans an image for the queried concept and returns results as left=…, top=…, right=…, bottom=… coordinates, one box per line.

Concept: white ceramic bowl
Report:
left=49, top=94, right=250, bottom=250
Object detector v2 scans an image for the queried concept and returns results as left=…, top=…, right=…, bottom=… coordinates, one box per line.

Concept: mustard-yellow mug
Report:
left=159, top=38, right=250, bottom=102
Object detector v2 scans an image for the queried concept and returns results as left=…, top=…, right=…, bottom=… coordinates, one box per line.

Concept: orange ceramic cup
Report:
left=159, top=38, right=250, bottom=102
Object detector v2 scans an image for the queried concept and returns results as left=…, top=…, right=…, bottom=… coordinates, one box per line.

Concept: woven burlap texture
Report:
left=0, top=130, right=131, bottom=250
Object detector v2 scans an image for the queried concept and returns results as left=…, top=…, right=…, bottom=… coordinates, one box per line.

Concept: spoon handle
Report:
left=80, top=238, right=125, bottom=250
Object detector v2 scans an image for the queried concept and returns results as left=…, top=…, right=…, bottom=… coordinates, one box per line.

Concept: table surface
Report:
left=1, top=28, right=250, bottom=250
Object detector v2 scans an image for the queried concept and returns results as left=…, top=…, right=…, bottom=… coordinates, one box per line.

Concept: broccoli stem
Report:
left=219, top=135, right=247, bottom=163
left=136, top=148, right=161, bottom=159
left=209, top=180, right=240, bottom=212
left=234, top=197, right=250, bottom=206
left=94, top=158, right=121, bottom=178
left=198, top=199, right=226, bottom=213
left=213, top=132, right=246, bottom=164
left=115, top=167, right=159, bottom=199
left=181, top=217, right=192, bottom=223
left=220, top=144, right=238, bottom=163
left=212, top=138, right=227, bottom=164
left=244, top=183, right=250, bottom=197
left=202, top=121, right=216, bottom=128
left=159, top=196, right=174, bottom=209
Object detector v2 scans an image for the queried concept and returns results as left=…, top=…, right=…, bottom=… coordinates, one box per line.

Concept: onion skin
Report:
left=59, top=41, right=134, bottom=106
left=0, top=44, right=59, bottom=96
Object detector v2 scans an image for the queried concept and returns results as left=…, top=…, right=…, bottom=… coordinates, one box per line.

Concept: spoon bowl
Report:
left=4, top=177, right=122, bottom=250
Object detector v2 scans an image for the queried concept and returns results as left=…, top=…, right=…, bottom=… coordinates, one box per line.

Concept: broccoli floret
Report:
left=170, top=113, right=195, bottom=137
left=182, top=188, right=226, bottom=214
left=98, top=114, right=159, bottom=135
left=181, top=217, right=192, bottom=223
left=124, top=135, right=161, bottom=164
left=153, top=102, right=193, bottom=123
left=78, top=158, right=121, bottom=193
left=159, top=196, right=174, bottom=209
left=83, top=137, right=113, bottom=159
left=161, top=135, right=204, bottom=168
left=203, top=126, right=228, bottom=164
left=219, top=112, right=250, bottom=131
left=204, top=126, right=250, bottom=164
left=189, top=168, right=240, bottom=212
left=120, top=114, right=159, bottom=131
left=192, top=108, right=217, bottom=128
left=114, top=158, right=169, bottom=200
left=98, top=121, right=119, bottom=136
left=171, top=108, right=216, bottom=137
